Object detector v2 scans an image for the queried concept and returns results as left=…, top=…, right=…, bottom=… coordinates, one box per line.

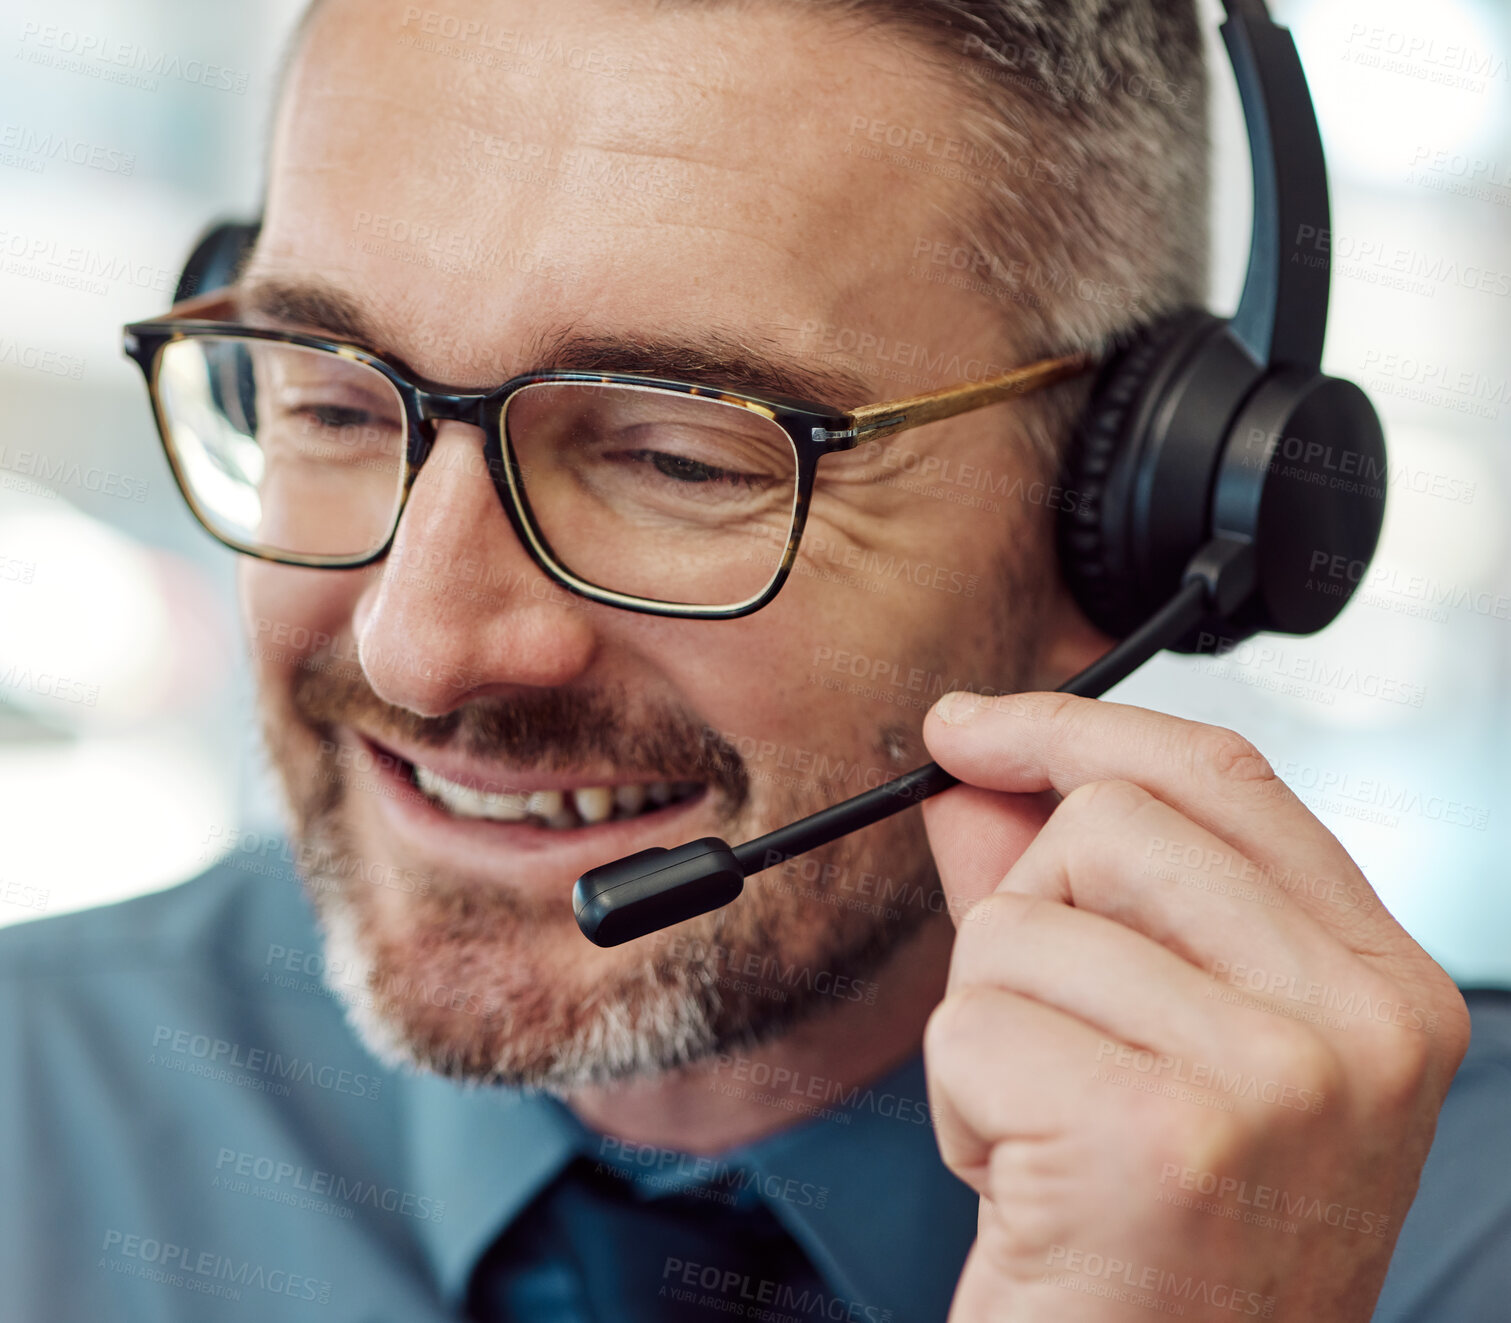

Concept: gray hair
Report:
left=790, top=0, right=1212, bottom=472
left=281, top=0, right=1211, bottom=463
left=871, top=1, right=1208, bottom=345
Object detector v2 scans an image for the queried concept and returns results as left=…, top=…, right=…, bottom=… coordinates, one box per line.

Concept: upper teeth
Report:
left=412, top=765, right=695, bottom=826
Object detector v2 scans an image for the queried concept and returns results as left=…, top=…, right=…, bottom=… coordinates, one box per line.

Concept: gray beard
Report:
left=290, top=803, right=936, bottom=1096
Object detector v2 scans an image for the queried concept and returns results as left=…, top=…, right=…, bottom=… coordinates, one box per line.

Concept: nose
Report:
left=354, top=421, right=599, bottom=717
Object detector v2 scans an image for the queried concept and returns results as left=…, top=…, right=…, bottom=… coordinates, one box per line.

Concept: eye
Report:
left=294, top=403, right=380, bottom=430
left=638, top=450, right=758, bottom=486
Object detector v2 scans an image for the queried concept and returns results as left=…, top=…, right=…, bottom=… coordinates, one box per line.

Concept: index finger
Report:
left=921, top=690, right=1382, bottom=930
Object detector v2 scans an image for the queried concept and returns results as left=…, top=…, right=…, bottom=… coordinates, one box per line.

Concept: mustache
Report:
left=288, top=652, right=750, bottom=807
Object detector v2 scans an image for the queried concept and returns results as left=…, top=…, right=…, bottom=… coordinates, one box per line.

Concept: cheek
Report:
left=648, top=554, right=965, bottom=779
left=752, top=499, right=1015, bottom=742
left=239, top=560, right=371, bottom=681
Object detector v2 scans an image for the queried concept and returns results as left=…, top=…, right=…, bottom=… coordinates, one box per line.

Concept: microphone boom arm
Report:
left=573, top=537, right=1253, bottom=947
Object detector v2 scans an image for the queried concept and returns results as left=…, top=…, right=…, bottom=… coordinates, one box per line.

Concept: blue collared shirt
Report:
left=0, top=847, right=1506, bottom=1321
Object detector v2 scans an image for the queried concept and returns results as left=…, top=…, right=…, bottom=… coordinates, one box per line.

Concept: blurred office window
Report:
left=1, top=0, right=1507, bottom=987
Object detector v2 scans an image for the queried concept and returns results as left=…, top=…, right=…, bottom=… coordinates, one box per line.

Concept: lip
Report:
left=343, top=728, right=716, bottom=883
left=354, top=728, right=690, bottom=797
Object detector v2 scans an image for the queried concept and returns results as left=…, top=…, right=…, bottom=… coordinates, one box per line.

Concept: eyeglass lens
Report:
left=154, top=336, right=801, bottom=607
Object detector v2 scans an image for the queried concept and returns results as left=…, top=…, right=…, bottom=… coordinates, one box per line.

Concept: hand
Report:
left=918, top=691, right=1470, bottom=1323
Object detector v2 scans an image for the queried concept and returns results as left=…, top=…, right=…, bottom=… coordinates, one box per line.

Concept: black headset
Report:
left=171, top=0, right=1385, bottom=946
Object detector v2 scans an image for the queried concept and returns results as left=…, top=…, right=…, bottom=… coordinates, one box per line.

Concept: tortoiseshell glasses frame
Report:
left=122, top=289, right=1092, bottom=620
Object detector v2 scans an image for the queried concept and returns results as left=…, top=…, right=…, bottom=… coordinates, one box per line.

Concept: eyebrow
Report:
left=238, top=276, right=381, bottom=346
left=235, top=273, right=876, bottom=407
left=236, top=275, right=875, bottom=410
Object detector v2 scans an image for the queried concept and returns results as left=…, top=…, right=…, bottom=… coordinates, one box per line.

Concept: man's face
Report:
left=242, top=0, right=1080, bottom=1090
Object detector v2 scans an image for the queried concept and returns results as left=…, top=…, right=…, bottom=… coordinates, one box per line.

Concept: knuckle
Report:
left=1365, top=1022, right=1433, bottom=1114
left=948, top=894, right=1058, bottom=996
left=1027, top=689, right=1081, bottom=725
left=1169, top=1105, right=1252, bottom=1178
left=966, top=889, right=1047, bottom=938
left=1188, top=725, right=1277, bottom=789
left=1057, top=777, right=1152, bottom=826
left=1434, top=983, right=1473, bottom=1070
left=1407, top=965, right=1474, bottom=1071
left=1251, top=1019, right=1343, bottom=1102
left=924, top=985, right=995, bottom=1063
left=980, top=1148, right=1072, bottom=1262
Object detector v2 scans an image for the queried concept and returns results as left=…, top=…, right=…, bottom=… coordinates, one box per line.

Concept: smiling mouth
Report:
left=406, top=762, right=704, bottom=829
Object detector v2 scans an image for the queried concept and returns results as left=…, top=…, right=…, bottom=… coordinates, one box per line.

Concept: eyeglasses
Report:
left=122, top=292, right=1091, bottom=619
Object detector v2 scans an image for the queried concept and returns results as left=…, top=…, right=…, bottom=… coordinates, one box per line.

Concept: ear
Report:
left=1031, top=578, right=1118, bottom=691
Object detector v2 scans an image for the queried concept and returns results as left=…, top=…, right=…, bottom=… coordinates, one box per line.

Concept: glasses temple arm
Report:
left=843, top=351, right=1093, bottom=443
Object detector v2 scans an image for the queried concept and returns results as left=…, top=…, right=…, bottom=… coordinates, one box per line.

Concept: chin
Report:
left=313, top=880, right=721, bottom=1094
left=291, top=801, right=937, bottom=1095
left=258, top=659, right=941, bottom=1093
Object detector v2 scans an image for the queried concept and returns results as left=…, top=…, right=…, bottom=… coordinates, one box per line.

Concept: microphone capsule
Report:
left=572, top=837, right=745, bottom=946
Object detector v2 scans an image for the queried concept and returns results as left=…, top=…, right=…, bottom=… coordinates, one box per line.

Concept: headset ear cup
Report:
left=174, top=220, right=261, bottom=304
left=1057, top=310, right=1216, bottom=639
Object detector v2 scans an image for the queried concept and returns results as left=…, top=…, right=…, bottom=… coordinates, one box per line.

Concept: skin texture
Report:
left=921, top=692, right=1469, bottom=1321
left=242, top=0, right=1105, bottom=1151
left=234, top=0, right=1470, bottom=1316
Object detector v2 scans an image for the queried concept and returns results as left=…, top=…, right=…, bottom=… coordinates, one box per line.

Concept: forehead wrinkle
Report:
left=234, top=272, right=873, bottom=406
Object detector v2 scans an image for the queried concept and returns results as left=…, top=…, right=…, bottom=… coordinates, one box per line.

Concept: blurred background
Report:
left=1, top=0, right=1507, bottom=985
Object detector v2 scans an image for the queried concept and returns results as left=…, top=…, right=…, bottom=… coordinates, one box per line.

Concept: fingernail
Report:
left=935, top=691, right=982, bottom=726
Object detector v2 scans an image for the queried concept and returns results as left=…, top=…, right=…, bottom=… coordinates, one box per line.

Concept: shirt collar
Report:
left=726, top=1050, right=977, bottom=1323
left=399, top=1048, right=977, bottom=1320
left=395, top=1070, right=581, bottom=1306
